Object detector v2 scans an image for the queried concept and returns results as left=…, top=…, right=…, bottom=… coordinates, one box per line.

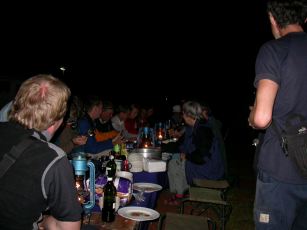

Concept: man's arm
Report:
left=249, top=79, right=278, bottom=129
left=39, top=215, right=80, bottom=230
left=43, top=156, right=83, bottom=228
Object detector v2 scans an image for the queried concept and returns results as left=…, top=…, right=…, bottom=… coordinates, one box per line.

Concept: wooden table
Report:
left=82, top=212, right=139, bottom=230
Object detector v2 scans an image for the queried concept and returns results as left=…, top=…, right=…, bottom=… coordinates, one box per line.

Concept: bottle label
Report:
left=112, top=202, right=116, bottom=209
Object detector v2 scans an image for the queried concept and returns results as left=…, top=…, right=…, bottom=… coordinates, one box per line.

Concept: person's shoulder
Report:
left=0, top=122, right=33, bottom=141
left=46, top=142, right=66, bottom=158
left=258, top=39, right=279, bottom=54
left=196, top=120, right=212, bottom=132
left=198, top=118, right=209, bottom=126
left=261, top=35, right=296, bottom=52
left=30, top=134, right=67, bottom=160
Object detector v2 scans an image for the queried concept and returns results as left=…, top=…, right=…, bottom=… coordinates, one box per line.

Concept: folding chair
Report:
left=158, top=212, right=216, bottom=230
left=181, top=181, right=232, bottom=230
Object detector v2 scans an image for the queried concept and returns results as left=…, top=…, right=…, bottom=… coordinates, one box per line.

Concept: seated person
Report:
left=96, top=101, right=114, bottom=133
left=200, top=101, right=228, bottom=177
left=161, top=105, right=185, bottom=153
left=124, top=104, right=140, bottom=136
left=167, top=101, right=224, bottom=204
left=55, top=96, right=87, bottom=156
left=161, top=125, right=185, bottom=153
left=111, top=105, right=137, bottom=141
left=78, top=96, right=121, bottom=155
left=95, top=100, right=119, bottom=142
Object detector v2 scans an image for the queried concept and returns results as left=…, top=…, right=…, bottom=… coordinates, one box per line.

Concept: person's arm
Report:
left=111, top=116, right=122, bottom=132
left=57, top=127, right=75, bottom=153
left=79, top=118, right=113, bottom=153
left=84, top=135, right=113, bottom=153
left=249, top=79, right=278, bottom=129
left=39, top=215, right=80, bottom=230
left=44, top=157, right=83, bottom=228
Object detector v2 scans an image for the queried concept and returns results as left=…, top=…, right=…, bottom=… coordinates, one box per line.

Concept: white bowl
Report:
left=116, top=171, right=133, bottom=182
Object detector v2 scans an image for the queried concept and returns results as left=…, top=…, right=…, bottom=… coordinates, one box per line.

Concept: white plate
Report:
left=133, top=183, right=162, bottom=193
left=118, top=206, right=160, bottom=221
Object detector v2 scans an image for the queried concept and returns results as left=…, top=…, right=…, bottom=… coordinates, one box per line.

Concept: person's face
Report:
left=202, top=110, right=208, bottom=120
left=93, top=103, right=103, bottom=119
left=119, top=111, right=128, bottom=121
left=147, top=108, right=154, bottom=117
left=100, top=109, right=113, bottom=121
left=183, top=113, right=195, bottom=127
left=129, top=108, right=139, bottom=119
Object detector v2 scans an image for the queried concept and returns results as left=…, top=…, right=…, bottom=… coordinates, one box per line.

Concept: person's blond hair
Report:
left=9, top=74, right=71, bottom=131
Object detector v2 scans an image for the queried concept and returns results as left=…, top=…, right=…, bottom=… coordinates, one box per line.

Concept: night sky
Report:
left=1, top=2, right=271, bottom=97
left=0, top=1, right=275, bottom=153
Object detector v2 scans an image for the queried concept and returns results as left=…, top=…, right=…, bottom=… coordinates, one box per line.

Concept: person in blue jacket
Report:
left=167, top=101, right=224, bottom=204
left=77, top=96, right=121, bottom=155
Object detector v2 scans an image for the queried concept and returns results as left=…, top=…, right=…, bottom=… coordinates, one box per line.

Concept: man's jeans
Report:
left=254, top=170, right=307, bottom=229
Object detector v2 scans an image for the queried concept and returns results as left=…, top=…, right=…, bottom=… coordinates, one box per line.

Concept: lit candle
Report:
left=76, top=182, right=81, bottom=190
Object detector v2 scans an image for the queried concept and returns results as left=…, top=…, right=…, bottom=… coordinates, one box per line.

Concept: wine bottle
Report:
left=105, top=155, right=116, bottom=178
left=101, top=177, right=117, bottom=222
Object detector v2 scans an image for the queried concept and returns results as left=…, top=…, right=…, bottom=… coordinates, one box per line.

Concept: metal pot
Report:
left=132, top=148, right=162, bottom=159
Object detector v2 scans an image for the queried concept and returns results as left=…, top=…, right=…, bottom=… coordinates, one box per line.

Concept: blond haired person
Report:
left=0, top=75, right=82, bottom=230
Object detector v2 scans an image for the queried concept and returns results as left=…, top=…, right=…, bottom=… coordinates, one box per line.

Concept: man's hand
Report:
left=72, top=135, right=88, bottom=146
left=112, top=133, right=123, bottom=145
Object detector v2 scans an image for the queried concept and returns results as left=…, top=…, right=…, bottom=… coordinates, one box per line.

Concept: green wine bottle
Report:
left=101, top=177, right=117, bottom=222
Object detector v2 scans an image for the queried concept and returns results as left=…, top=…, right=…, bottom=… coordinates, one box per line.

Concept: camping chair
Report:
left=178, top=121, right=232, bottom=230
left=180, top=181, right=232, bottom=230
left=179, top=124, right=232, bottom=230
left=158, top=212, right=216, bottom=230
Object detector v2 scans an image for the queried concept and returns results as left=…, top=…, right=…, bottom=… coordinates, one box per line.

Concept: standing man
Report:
left=0, top=75, right=82, bottom=229
left=248, top=0, right=307, bottom=229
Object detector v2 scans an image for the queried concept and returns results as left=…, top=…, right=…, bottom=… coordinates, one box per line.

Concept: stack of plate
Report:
left=143, top=159, right=166, bottom=172
left=128, top=153, right=143, bottom=172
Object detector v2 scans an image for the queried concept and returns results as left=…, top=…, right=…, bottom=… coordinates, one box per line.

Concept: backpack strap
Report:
left=0, top=136, right=35, bottom=178
left=271, top=114, right=307, bottom=156
left=271, top=119, right=289, bottom=156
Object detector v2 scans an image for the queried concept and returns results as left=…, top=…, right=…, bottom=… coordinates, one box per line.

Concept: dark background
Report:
left=0, top=1, right=272, bottom=106
left=0, top=1, right=274, bottom=158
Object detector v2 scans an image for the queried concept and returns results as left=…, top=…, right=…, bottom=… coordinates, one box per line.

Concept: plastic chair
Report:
left=158, top=212, right=216, bottom=230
